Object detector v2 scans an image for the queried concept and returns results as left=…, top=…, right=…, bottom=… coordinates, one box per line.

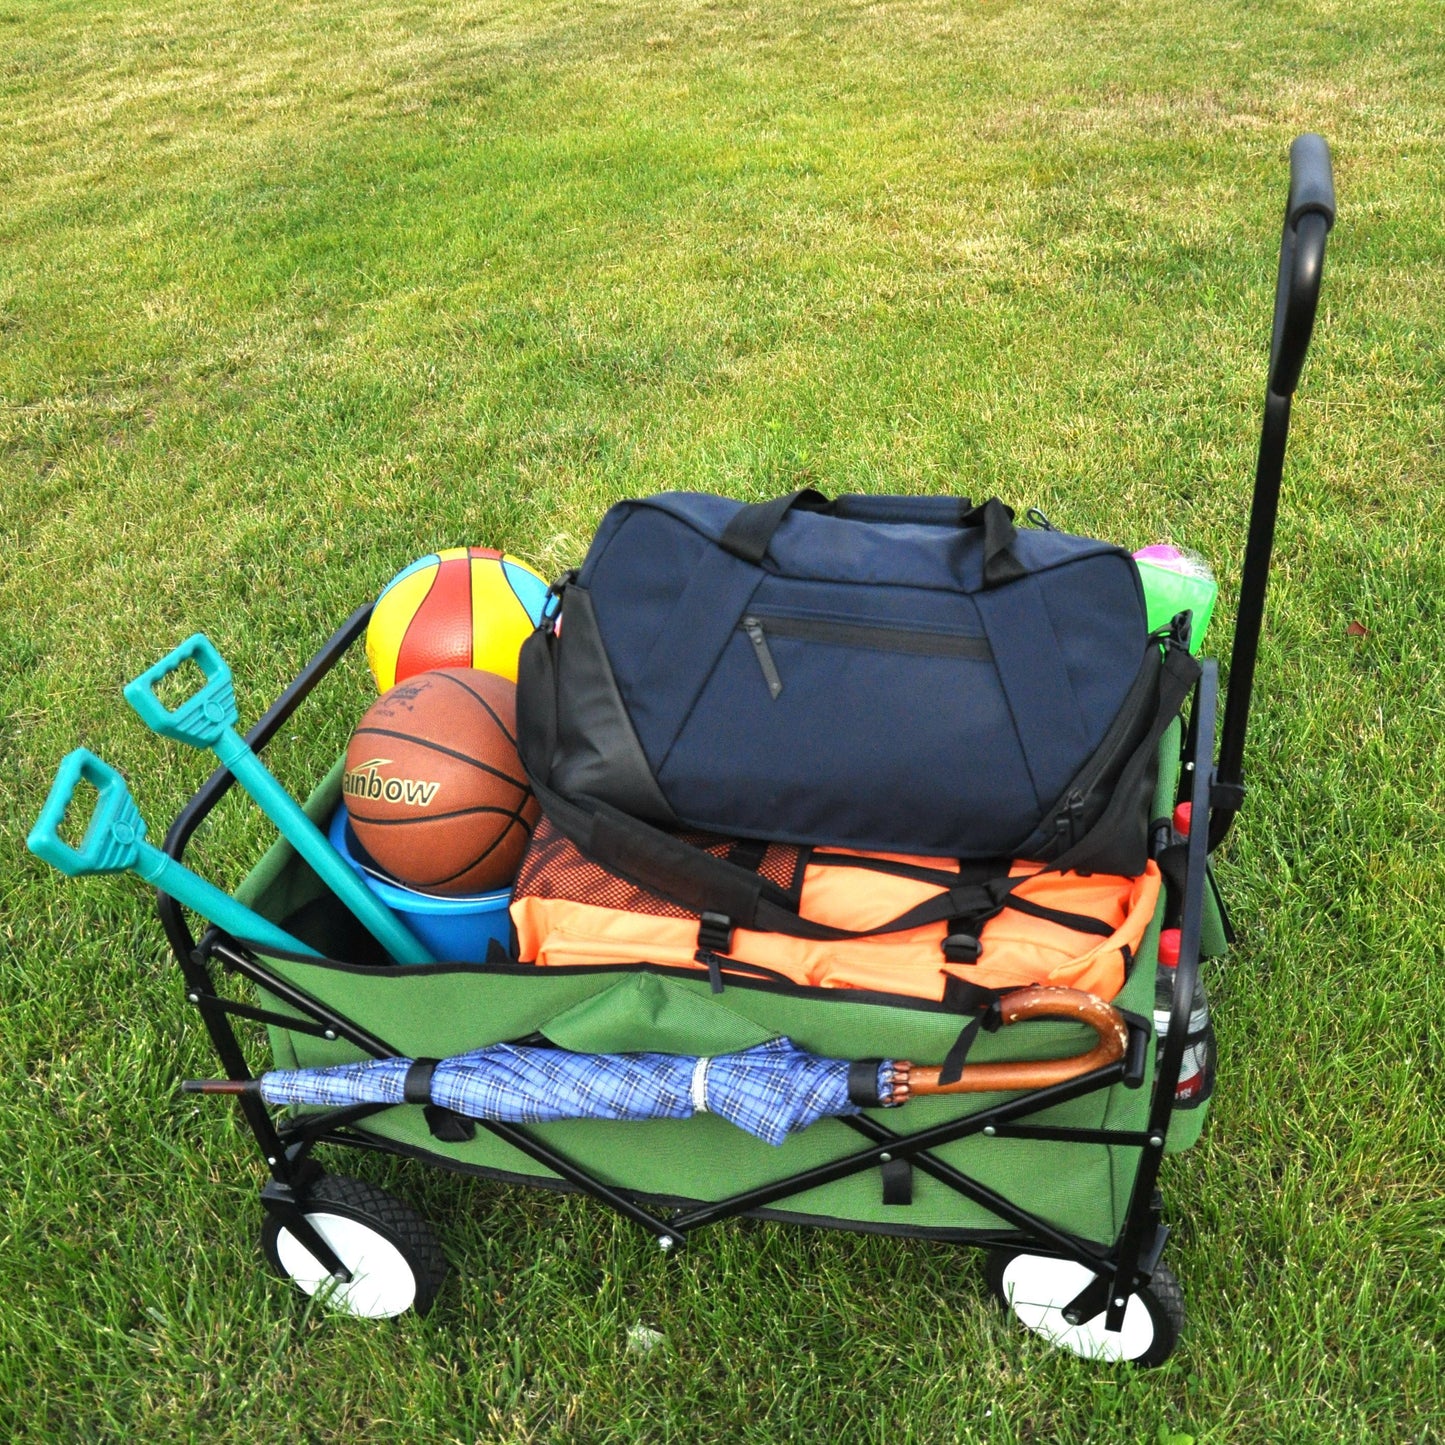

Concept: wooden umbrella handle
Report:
left=897, top=986, right=1129, bottom=1098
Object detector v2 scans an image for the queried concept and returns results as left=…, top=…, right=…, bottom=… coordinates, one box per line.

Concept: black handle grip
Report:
left=829, top=494, right=973, bottom=526
left=1268, top=134, right=1335, bottom=399
left=1286, top=132, right=1337, bottom=229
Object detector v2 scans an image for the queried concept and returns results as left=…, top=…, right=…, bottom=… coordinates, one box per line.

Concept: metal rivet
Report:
left=1149, top=1134, right=1164, bottom=1148
left=1062, top=1310, right=1080, bottom=1325
left=879, top=1152, right=892, bottom=1163
left=1114, top=1298, right=1126, bottom=1308
left=266, top=1157, right=277, bottom=1166
left=657, top=1235, right=674, bottom=1252
left=983, top=1125, right=997, bottom=1137
left=186, top=993, right=199, bottom=1004
left=323, top=1029, right=337, bottom=1041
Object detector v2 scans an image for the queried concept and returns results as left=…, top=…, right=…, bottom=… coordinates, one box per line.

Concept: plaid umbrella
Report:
left=184, top=989, right=1130, bottom=1143
left=202, top=1040, right=904, bottom=1147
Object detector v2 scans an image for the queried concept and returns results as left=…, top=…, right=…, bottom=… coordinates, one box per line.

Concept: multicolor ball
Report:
left=365, top=547, right=548, bottom=693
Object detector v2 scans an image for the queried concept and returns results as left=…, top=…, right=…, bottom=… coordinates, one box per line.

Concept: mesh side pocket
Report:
left=514, top=818, right=805, bottom=919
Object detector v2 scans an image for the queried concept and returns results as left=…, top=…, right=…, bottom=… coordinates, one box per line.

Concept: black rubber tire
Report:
left=983, top=1249, right=1186, bottom=1367
left=259, top=1173, right=448, bottom=1318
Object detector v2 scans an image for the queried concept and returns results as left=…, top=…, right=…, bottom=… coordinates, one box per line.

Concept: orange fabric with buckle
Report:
left=510, top=826, right=1159, bottom=1004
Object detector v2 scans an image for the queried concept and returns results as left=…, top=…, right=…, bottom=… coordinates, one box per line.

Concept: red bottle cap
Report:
left=1158, top=928, right=1181, bottom=968
left=1172, top=801, right=1192, bottom=836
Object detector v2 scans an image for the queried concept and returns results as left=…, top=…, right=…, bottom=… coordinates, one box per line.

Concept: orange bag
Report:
left=511, top=821, right=1160, bottom=1005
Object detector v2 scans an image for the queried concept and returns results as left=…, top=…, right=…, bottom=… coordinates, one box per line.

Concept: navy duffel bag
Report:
left=517, top=490, right=1198, bottom=883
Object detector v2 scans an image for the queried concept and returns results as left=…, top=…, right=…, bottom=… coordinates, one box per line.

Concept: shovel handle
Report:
left=899, top=987, right=1129, bottom=1097
left=124, top=634, right=239, bottom=749
left=30, top=749, right=321, bottom=955
left=127, top=634, right=434, bottom=964
left=28, top=749, right=149, bottom=877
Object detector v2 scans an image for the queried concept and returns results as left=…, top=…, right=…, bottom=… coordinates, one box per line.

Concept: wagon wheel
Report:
left=983, top=1249, right=1185, bottom=1367
left=260, top=1174, right=448, bottom=1319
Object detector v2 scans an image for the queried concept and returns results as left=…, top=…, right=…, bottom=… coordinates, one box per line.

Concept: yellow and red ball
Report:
left=365, top=547, right=548, bottom=693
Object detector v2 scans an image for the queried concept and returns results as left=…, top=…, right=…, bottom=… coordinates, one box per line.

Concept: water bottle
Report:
left=1133, top=544, right=1218, bottom=655
left=1153, top=927, right=1215, bottom=1106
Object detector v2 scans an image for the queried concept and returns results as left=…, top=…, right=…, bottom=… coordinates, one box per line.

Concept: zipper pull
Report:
left=741, top=617, right=783, bottom=699
left=1055, top=789, right=1086, bottom=847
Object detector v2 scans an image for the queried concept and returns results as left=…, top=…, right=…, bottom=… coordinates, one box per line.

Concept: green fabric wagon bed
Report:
left=222, top=715, right=1222, bottom=1251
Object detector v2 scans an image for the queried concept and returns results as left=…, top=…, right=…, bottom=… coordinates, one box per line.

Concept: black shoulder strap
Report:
left=533, top=764, right=1019, bottom=942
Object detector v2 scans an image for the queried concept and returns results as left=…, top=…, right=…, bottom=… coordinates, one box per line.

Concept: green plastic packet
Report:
left=1133, top=546, right=1218, bottom=655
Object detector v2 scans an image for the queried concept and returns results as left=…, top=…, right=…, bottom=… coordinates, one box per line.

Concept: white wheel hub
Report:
left=997, top=1254, right=1158, bottom=1362
left=274, top=1210, right=419, bottom=1318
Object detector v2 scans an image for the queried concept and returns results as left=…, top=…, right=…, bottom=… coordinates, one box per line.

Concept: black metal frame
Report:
left=158, top=603, right=1212, bottom=1328
left=158, top=136, right=1333, bottom=1334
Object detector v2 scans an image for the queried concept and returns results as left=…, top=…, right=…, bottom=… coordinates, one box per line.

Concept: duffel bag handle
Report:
left=831, top=493, right=972, bottom=525
left=719, top=488, right=1025, bottom=586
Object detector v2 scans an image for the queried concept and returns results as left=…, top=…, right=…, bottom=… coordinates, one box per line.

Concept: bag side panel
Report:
left=547, top=585, right=676, bottom=822
left=585, top=507, right=762, bottom=763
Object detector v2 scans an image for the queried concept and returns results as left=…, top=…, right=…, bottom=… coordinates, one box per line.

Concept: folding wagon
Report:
left=140, top=138, right=1332, bottom=1365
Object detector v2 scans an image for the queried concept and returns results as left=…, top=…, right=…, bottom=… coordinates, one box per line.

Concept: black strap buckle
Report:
left=698, top=912, right=734, bottom=952
left=942, top=931, right=981, bottom=964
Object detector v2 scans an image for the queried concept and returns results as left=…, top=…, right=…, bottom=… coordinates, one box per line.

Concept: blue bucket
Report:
left=327, top=804, right=512, bottom=965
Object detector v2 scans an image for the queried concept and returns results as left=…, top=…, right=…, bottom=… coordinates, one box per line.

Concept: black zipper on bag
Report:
left=742, top=618, right=785, bottom=698
left=739, top=613, right=993, bottom=698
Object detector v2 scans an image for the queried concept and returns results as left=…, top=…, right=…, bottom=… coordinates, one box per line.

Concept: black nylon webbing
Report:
left=403, top=1058, right=438, bottom=1105
left=726, top=838, right=769, bottom=873
left=1001, top=893, right=1115, bottom=937
left=718, top=488, right=829, bottom=563
left=847, top=1059, right=886, bottom=1107
left=881, top=1158, right=914, bottom=1206
left=937, top=998, right=1004, bottom=1087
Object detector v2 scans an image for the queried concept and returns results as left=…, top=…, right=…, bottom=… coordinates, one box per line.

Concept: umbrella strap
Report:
left=847, top=1059, right=888, bottom=1107
left=403, top=1059, right=478, bottom=1142
left=403, top=1058, right=439, bottom=1103
left=937, top=996, right=1006, bottom=1087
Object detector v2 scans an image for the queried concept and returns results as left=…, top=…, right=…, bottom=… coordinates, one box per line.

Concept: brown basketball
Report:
left=342, top=668, right=539, bottom=895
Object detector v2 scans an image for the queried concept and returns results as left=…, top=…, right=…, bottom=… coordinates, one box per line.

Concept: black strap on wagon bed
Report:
left=157, top=135, right=1333, bottom=1343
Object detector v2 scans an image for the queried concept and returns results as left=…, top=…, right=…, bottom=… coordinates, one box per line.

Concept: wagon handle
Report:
left=1213, top=135, right=1335, bottom=849
left=897, top=986, right=1129, bottom=1097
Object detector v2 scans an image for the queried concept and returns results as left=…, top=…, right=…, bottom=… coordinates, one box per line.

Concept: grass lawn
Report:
left=2, top=0, right=1442, bottom=1439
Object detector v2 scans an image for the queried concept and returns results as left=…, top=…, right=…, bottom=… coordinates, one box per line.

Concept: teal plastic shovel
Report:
left=124, top=635, right=435, bottom=965
left=28, top=749, right=321, bottom=958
